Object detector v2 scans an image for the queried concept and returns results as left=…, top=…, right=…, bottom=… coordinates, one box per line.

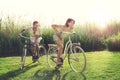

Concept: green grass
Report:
left=0, top=51, right=120, bottom=80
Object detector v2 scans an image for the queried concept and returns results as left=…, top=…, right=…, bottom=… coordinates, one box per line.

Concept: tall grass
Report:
left=0, top=16, right=28, bottom=56
left=0, top=16, right=120, bottom=56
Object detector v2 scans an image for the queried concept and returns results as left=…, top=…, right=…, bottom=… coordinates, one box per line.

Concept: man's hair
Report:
left=33, top=21, right=38, bottom=25
left=65, top=18, right=75, bottom=27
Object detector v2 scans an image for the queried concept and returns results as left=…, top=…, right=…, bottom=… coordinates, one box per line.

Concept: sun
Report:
left=88, top=5, right=110, bottom=29
left=89, top=15, right=107, bottom=29
left=95, top=17, right=107, bottom=29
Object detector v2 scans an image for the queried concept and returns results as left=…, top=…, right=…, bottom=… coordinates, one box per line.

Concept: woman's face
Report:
left=68, top=21, right=75, bottom=28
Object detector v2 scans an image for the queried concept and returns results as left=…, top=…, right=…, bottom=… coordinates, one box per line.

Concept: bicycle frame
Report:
left=23, top=39, right=33, bottom=55
left=63, top=35, right=73, bottom=59
left=20, top=35, right=40, bottom=55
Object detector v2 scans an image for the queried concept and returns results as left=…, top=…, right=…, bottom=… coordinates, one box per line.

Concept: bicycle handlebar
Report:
left=19, top=34, right=42, bottom=40
left=19, top=34, right=30, bottom=40
left=62, top=31, right=76, bottom=35
left=62, top=31, right=80, bottom=42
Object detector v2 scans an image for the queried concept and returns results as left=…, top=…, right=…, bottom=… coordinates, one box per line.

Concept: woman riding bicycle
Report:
left=52, top=18, right=75, bottom=66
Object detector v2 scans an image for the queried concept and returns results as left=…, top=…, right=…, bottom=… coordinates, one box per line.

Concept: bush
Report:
left=42, top=25, right=106, bottom=52
left=0, top=15, right=120, bottom=56
left=105, top=32, right=120, bottom=51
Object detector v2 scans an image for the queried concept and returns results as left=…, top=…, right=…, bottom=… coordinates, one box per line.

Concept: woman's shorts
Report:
left=53, top=35, right=62, bottom=41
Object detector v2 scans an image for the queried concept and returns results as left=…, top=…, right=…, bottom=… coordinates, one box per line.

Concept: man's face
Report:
left=33, top=23, right=39, bottom=28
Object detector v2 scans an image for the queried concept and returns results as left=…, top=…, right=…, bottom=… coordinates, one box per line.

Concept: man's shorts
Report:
left=30, top=37, right=42, bottom=43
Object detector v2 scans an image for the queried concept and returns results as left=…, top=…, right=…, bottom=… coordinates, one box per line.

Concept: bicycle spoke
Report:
left=47, top=47, right=58, bottom=68
left=68, top=46, right=86, bottom=73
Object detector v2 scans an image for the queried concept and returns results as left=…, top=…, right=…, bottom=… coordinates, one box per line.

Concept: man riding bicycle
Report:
left=19, top=21, right=42, bottom=62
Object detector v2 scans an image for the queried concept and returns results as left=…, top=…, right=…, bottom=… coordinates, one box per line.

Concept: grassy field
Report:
left=0, top=51, right=120, bottom=80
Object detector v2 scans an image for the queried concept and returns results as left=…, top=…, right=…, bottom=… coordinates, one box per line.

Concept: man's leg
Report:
left=31, top=43, right=37, bottom=56
left=31, top=42, right=39, bottom=62
left=36, top=43, right=40, bottom=53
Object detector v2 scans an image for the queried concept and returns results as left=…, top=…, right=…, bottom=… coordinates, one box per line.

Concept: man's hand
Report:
left=35, top=34, right=42, bottom=38
left=18, top=33, right=22, bottom=37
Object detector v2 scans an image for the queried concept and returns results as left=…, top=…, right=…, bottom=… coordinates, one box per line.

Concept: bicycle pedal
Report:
left=32, top=61, right=36, bottom=63
left=74, top=58, right=79, bottom=62
left=32, top=59, right=38, bottom=63
left=55, top=65, right=63, bottom=69
left=56, top=64, right=63, bottom=68
left=51, top=56, right=57, bottom=58
left=20, top=67, right=24, bottom=70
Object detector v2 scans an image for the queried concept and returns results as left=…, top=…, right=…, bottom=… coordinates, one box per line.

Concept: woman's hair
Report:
left=65, top=18, right=75, bottom=27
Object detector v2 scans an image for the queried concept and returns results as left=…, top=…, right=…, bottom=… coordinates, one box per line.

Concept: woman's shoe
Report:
left=56, top=57, right=63, bottom=66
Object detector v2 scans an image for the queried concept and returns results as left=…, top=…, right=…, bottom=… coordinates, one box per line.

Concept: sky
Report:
left=0, top=0, right=120, bottom=27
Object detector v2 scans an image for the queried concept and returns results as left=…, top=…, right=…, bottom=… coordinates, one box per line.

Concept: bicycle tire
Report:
left=37, top=45, right=47, bottom=62
left=68, top=45, right=86, bottom=73
left=20, top=45, right=27, bottom=70
left=47, top=46, right=58, bottom=68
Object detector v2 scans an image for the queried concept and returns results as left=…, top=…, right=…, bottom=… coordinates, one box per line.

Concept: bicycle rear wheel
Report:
left=47, top=46, right=58, bottom=68
left=68, top=46, right=86, bottom=73
left=21, top=45, right=27, bottom=70
left=37, top=45, right=47, bottom=62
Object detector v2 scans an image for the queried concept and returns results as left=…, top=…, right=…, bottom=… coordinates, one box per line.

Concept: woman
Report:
left=52, top=18, right=75, bottom=66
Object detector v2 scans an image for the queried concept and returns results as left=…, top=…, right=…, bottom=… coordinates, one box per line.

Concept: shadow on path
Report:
left=62, top=71, right=86, bottom=80
left=33, top=68, right=61, bottom=80
left=0, top=63, right=38, bottom=80
left=33, top=68, right=86, bottom=80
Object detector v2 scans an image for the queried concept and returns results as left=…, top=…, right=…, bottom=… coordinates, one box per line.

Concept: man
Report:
left=19, top=21, right=42, bottom=62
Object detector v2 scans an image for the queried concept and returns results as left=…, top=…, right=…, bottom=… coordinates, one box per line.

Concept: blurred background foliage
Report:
left=0, top=16, right=120, bottom=56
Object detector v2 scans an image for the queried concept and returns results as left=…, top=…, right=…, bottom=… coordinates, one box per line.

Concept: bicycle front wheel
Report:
left=68, top=46, right=86, bottom=73
left=21, top=45, right=27, bottom=70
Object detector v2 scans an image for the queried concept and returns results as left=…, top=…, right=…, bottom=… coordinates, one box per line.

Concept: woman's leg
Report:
left=55, top=40, right=64, bottom=65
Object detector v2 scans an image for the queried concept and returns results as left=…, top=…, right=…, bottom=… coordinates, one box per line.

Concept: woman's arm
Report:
left=51, top=24, right=62, bottom=32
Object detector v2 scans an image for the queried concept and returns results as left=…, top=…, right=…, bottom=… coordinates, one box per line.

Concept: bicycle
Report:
left=47, top=32, right=86, bottom=73
left=19, top=34, right=46, bottom=70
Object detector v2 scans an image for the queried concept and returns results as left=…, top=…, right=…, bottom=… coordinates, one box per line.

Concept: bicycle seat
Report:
left=48, top=44, right=57, bottom=47
left=72, top=43, right=81, bottom=46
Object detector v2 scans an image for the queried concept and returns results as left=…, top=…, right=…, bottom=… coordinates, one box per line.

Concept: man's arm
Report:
left=20, top=29, right=26, bottom=33
left=35, top=28, right=42, bottom=38
left=19, top=27, right=29, bottom=36
left=18, top=29, right=25, bottom=36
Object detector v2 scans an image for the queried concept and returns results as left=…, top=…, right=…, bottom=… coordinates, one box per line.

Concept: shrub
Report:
left=105, top=32, right=120, bottom=51
left=0, top=15, right=120, bottom=56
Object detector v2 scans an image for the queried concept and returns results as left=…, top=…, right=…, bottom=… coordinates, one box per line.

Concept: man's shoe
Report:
left=32, top=56, right=39, bottom=62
